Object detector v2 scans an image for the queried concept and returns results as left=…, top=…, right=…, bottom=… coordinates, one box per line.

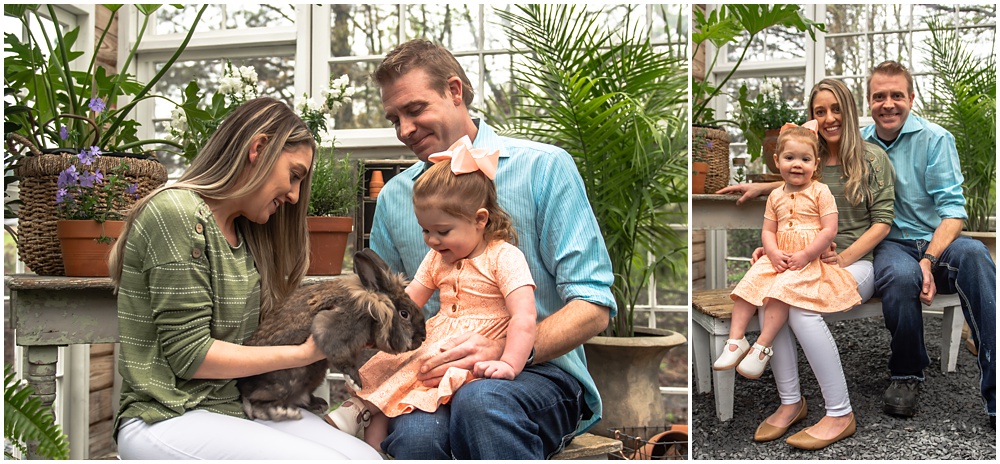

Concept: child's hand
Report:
left=787, top=250, right=813, bottom=270
left=766, top=249, right=791, bottom=273
left=474, top=360, right=517, bottom=380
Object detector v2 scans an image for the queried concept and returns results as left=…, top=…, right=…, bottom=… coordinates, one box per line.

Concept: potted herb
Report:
left=734, top=78, right=805, bottom=172
left=922, top=19, right=996, bottom=245
left=692, top=5, right=823, bottom=192
left=496, top=4, right=688, bottom=435
left=297, top=75, right=360, bottom=275
left=4, top=5, right=204, bottom=275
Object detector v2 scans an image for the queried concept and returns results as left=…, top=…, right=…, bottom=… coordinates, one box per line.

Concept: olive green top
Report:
left=115, top=189, right=261, bottom=439
left=820, top=142, right=896, bottom=262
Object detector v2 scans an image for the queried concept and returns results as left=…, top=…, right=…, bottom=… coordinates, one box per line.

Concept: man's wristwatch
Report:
left=524, top=347, right=535, bottom=368
left=921, top=253, right=939, bottom=267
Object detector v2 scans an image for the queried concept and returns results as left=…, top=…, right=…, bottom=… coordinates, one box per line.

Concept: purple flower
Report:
left=706, top=140, right=713, bottom=149
left=55, top=188, right=68, bottom=204
left=126, top=183, right=139, bottom=198
left=78, top=146, right=100, bottom=166
left=88, top=98, right=106, bottom=113
left=59, top=125, right=69, bottom=140
left=57, top=165, right=79, bottom=188
left=79, top=169, right=103, bottom=188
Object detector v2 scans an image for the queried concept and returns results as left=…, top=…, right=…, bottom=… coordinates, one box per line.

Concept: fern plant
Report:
left=492, top=4, right=688, bottom=336
left=4, top=363, right=70, bottom=459
left=921, top=19, right=996, bottom=232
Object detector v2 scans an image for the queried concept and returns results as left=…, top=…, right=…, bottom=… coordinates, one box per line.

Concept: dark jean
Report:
left=873, top=236, right=996, bottom=415
left=380, top=362, right=585, bottom=459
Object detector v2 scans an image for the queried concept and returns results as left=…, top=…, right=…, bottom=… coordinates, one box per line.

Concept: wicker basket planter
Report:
left=13, top=150, right=166, bottom=275
left=692, top=126, right=731, bottom=195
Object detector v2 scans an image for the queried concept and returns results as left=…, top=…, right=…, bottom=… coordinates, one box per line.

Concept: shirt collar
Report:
left=413, top=119, right=509, bottom=178
left=864, top=114, right=924, bottom=150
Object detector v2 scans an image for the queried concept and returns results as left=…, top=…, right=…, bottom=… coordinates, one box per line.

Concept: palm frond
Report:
left=492, top=4, right=688, bottom=336
left=921, top=19, right=996, bottom=232
left=4, top=363, right=70, bottom=459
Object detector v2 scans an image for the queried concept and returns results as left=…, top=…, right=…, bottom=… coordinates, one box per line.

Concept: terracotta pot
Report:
left=369, top=170, right=385, bottom=199
left=762, top=128, right=781, bottom=173
left=691, top=161, right=708, bottom=194
left=307, top=216, right=353, bottom=275
left=583, top=327, right=686, bottom=437
left=56, top=220, right=125, bottom=277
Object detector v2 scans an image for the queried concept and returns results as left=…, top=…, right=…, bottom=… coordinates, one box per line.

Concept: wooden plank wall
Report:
left=692, top=230, right=706, bottom=291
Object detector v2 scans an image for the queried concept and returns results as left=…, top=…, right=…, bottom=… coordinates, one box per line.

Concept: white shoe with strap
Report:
left=325, top=399, right=371, bottom=439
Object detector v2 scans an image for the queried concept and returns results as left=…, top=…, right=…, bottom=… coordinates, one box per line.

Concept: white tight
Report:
left=117, top=408, right=382, bottom=460
left=760, top=260, right=875, bottom=417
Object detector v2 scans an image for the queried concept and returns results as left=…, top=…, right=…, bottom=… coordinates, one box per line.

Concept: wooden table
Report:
left=691, top=194, right=766, bottom=289
left=5, top=274, right=343, bottom=459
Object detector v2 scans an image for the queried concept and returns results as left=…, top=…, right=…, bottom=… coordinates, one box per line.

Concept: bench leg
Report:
left=710, top=334, right=735, bottom=422
left=692, top=323, right=713, bottom=394
left=941, top=304, right=964, bottom=373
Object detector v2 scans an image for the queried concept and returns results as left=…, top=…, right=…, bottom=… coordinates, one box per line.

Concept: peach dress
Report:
left=731, top=181, right=861, bottom=313
left=356, top=240, right=535, bottom=417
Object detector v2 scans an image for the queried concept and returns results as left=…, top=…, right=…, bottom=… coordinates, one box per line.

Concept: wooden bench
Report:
left=691, top=288, right=964, bottom=421
left=552, top=433, right=623, bottom=460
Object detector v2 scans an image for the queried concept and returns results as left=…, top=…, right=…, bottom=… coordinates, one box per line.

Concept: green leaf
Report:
left=4, top=363, right=70, bottom=459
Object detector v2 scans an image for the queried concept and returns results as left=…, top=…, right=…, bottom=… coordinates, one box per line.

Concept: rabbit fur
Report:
left=238, top=248, right=426, bottom=421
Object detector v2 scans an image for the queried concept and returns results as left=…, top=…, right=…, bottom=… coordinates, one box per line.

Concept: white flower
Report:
left=343, top=86, right=355, bottom=98
left=170, top=107, right=188, bottom=133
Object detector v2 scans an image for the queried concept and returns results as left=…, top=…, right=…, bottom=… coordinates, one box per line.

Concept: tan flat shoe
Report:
left=754, top=398, right=808, bottom=442
left=786, top=413, right=856, bottom=450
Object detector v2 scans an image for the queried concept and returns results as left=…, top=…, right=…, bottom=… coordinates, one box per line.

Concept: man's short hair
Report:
left=867, top=60, right=914, bottom=98
left=373, top=39, right=475, bottom=107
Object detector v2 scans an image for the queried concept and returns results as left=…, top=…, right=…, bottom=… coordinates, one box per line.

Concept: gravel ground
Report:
left=692, top=315, right=997, bottom=460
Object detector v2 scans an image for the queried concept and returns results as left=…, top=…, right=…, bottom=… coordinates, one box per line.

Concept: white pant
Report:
left=761, top=260, right=875, bottom=417
left=117, top=408, right=382, bottom=460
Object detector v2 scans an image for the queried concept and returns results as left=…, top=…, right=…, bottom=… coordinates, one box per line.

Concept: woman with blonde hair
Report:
left=109, top=97, right=381, bottom=460
left=718, top=78, right=895, bottom=449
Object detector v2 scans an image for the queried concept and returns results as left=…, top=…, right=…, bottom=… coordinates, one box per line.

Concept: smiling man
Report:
left=365, top=39, right=617, bottom=459
left=860, top=60, right=995, bottom=427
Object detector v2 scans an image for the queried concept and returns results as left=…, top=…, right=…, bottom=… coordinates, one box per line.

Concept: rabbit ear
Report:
left=354, top=248, right=392, bottom=292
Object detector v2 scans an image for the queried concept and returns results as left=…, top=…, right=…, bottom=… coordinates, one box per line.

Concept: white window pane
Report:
left=827, top=4, right=869, bottom=34
left=913, top=4, right=955, bottom=27
left=482, top=53, right=515, bottom=118
left=826, top=35, right=869, bottom=77
left=331, top=61, right=384, bottom=130
left=225, top=4, right=296, bottom=29
left=870, top=31, right=911, bottom=68
left=484, top=4, right=513, bottom=50
left=404, top=4, right=480, bottom=51
left=330, top=4, right=400, bottom=57
left=156, top=5, right=224, bottom=34
left=873, top=4, right=915, bottom=30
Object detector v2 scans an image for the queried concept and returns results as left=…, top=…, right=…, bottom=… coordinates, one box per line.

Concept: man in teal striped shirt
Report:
left=367, top=39, right=617, bottom=459
left=862, top=60, right=995, bottom=427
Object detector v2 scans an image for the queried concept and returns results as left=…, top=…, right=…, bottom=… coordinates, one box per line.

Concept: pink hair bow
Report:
left=780, top=120, right=819, bottom=136
left=427, top=135, right=499, bottom=180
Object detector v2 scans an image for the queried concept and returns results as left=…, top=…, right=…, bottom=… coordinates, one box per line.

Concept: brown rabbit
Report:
left=238, top=248, right=426, bottom=421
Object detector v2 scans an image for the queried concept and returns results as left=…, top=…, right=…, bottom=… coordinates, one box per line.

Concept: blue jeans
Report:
left=380, top=362, right=584, bottom=459
left=874, top=236, right=996, bottom=415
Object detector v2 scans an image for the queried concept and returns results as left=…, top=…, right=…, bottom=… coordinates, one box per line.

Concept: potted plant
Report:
left=296, top=74, right=360, bottom=275
left=496, top=4, right=687, bottom=435
left=692, top=5, right=824, bottom=192
left=4, top=4, right=206, bottom=274
left=305, top=151, right=361, bottom=275
left=52, top=146, right=144, bottom=276
left=922, top=19, right=996, bottom=257
left=734, top=77, right=805, bottom=172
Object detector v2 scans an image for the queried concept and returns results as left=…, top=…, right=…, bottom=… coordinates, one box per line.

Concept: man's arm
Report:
left=533, top=300, right=609, bottom=364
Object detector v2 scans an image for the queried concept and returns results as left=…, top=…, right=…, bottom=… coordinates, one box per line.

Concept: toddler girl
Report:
left=326, top=136, right=537, bottom=451
left=713, top=123, right=860, bottom=379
